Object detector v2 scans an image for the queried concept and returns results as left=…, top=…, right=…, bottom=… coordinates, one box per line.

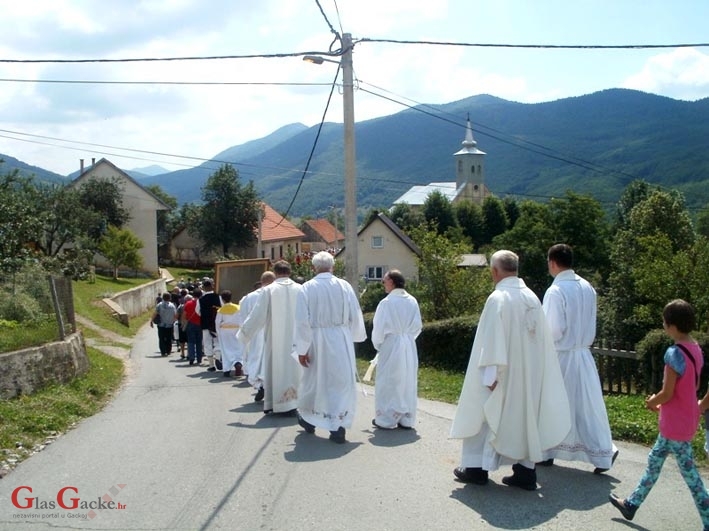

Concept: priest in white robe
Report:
left=450, top=250, right=571, bottom=490
left=539, top=243, right=618, bottom=472
left=294, top=251, right=367, bottom=444
left=238, top=263, right=301, bottom=414
left=214, top=291, right=244, bottom=377
left=371, top=269, right=422, bottom=430
left=238, top=272, right=274, bottom=400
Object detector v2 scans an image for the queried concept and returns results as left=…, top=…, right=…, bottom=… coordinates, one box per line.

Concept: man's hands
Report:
left=298, top=354, right=311, bottom=368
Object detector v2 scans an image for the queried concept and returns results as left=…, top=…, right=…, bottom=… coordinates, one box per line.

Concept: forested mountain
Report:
left=3, top=89, right=709, bottom=216
left=0, top=154, right=67, bottom=185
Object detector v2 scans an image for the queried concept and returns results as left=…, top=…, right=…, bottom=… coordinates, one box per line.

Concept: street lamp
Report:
left=303, top=33, right=358, bottom=292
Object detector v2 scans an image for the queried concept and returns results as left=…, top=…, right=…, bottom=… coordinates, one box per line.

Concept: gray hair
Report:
left=312, top=251, right=335, bottom=272
left=490, top=250, right=518, bottom=273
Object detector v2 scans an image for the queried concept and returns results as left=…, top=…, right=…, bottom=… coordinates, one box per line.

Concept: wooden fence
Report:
left=592, top=346, right=643, bottom=395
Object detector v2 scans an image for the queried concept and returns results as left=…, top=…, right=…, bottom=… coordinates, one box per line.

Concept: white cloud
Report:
left=623, top=48, right=709, bottom=101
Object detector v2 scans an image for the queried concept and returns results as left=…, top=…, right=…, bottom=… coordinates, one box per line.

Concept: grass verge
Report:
left=0, top=347, right=124, bottom=469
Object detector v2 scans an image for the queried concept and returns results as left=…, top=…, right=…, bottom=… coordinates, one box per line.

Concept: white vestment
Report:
left=238, top=289, right=265, bottom=389
left=371, top=288, right=422, bottom=429
left=238, top=278, right=302, bottom=413
left=450, top=276, right=571, bottom=471
left=294, top=272, right=366, bottom=431
left=215, top=302, right=243, bottom=371
left=541, top=269, right=617, bottom=468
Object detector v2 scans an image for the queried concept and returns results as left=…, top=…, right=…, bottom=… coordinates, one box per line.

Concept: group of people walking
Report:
left=151, top=243, right=709, bottom=530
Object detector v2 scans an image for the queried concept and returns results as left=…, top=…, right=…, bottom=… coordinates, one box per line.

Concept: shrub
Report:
left=356, top=313, right=478, bottom=373
left=0, top=291, right=46, bottom=323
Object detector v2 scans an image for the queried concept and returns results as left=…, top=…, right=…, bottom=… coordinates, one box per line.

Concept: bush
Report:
left=0, top=291, right=47, bottom=323
left=636, top=328, right=709, bottom=396
left=356, top=313, right=479, bottom=373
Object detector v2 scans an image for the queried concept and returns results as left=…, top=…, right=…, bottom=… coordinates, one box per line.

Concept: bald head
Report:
left=260, top=271, right=276, bottom=286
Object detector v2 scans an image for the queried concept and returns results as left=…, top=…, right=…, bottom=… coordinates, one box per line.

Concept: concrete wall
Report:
left=0, top=333, right=89, bottom=399
left=111, top=278, right=166, bottom=318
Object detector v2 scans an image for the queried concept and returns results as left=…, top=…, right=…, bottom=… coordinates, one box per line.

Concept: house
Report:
left=394, top=116, right=492, bottom=208
left=169, top=202, right=305, bottom=265
left=70, top=158, right=170, bottom=275
left=299, top=218, right=344, bottom=253
left=353, top=212, right=421, bottom=282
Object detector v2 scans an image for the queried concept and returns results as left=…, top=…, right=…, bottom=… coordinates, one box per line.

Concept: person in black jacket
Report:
left=196, top=279, right=222, bottom=372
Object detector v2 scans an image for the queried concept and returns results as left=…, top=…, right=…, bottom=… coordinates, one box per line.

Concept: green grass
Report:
left=0, top=347, right=124, bottom=454
left=356, top=358, right=708, bottom=463
left=0, top=318, right=58, bottom=352
left=72, top=275, right=151, bottom=337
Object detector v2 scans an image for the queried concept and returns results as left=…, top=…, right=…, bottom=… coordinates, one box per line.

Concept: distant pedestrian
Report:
left=294, top=251, right=366, bottom=444
left=150, top=292, right=177, bottom=357
left=196, top=279, right=222, bottom=372
left=371, top=269, right=422, bottom=430
left=215, top=291, right=244, bottom=378
left=183, top=288, right=203, bottom=366
left=610, top=299, right=709, bottom=529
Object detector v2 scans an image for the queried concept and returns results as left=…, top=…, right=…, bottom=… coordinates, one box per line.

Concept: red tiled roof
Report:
left=303, top=218, right=344, bottom=243
left=261, top=203, right=305, bottom=242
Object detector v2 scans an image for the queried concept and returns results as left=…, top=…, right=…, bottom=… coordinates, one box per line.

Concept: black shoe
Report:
left=297, top=415, right=315, bottom=434
left=397, top=423, right=413, bottom=430
left=372, top=419, right=394, bottom=429
left=594, top=450, right=619, bottom=474
left=329, top=427, right=346, bottom=444
left=264, top=409, right=273, bottom=415
left=502, top=464, right=537, bottom=491
left=609, top=493, right=637, bottom=521
left=188, top=360, right=195, bottom=366
left=453, top=467, right=488, bottom=485
left=254, top=387, right=265, bottom=402
left=234, top=362, right=243, bottom=377
left=223, top=371, right=231, bottom=377
left=537, top=458, right=554, bottom=467
left=207, top=367, right=216, bottom=372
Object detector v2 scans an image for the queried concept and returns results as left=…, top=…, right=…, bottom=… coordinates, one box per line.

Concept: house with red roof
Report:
left=299, top=218, right=344, bottom=253
left=169, top=202, right=304, bottom=266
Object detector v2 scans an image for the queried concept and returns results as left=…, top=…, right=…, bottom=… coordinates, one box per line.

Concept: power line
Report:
left=356, top=37, right=709, bottom=50
left=0, top=78, right=333, bottom=87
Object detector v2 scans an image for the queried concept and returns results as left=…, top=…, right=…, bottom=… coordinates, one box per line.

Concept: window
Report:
left=371, top=236, right=383, bottom=249
left=366, top=266, right=385, bottom=280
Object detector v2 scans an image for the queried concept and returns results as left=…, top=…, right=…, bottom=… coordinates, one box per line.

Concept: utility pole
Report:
left=342, top=33, right=358, bottom=291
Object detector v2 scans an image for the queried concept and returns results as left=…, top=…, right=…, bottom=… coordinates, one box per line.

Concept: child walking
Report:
left=609, top=299, right=709, bottom=530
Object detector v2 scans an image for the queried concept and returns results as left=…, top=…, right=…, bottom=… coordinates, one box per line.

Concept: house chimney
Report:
left=80, top=159, right=84, bottom=173
left=91, top=157, right=96, bottom=166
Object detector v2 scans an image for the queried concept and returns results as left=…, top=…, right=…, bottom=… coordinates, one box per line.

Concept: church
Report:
left=393, top=116, right=492, bottom=207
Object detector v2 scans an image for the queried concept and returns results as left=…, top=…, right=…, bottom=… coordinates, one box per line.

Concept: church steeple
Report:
left=454, top=114, right=486, bottom=198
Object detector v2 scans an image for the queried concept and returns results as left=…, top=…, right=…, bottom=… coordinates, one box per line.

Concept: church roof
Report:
left=393, top=182, right=462, bottom=206
left=454, top=117, right=486, bottom=156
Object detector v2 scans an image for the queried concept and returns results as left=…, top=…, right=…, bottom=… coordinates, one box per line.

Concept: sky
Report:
left=1, top=0, right=709, bottom=177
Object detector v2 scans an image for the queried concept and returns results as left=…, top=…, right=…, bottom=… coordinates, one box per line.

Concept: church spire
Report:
left=461, top=113, right=477, bottom=149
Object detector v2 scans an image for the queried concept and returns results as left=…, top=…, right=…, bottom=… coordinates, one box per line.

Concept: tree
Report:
left=603, top=189, right=695, bottom=346
left=481, top=196, right=509, bottom=245
left=423, top=190, right=457, bottom=235
left=493, top=200, right=554, bottom=298
left=454, top=200, right=484, bottom=249
left=0, top=171, right=42, bottom=274
left=193, top=164, right=261, bottom=257
left=613, top=179, right=653, bottom=232
left=410, top=224, right=491, bottom=320
left=549, top=191, right=611, bottom=280
left=97, top=225, right=144, bottom=279
left=389, top=202, right=424, bottom=233
left=77, top=178, right=131, bottom=244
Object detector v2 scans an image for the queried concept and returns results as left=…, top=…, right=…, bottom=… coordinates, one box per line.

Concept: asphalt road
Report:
left=0, top=323, right=706, bottom=530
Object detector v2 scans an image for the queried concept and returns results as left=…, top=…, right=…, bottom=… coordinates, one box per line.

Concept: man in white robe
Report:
left=238, top=262, right=301, bottom=414
left=294, top=251, right=366, bottom=444
left=539, top=243, right=618, bottom=472
left=450, top=250, right=571, bottom=490
left=214, top=290, right=244, bottom=378
left=371, top=269, right=422, bottom=430
left=238, top=272, right=274, bottom=401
